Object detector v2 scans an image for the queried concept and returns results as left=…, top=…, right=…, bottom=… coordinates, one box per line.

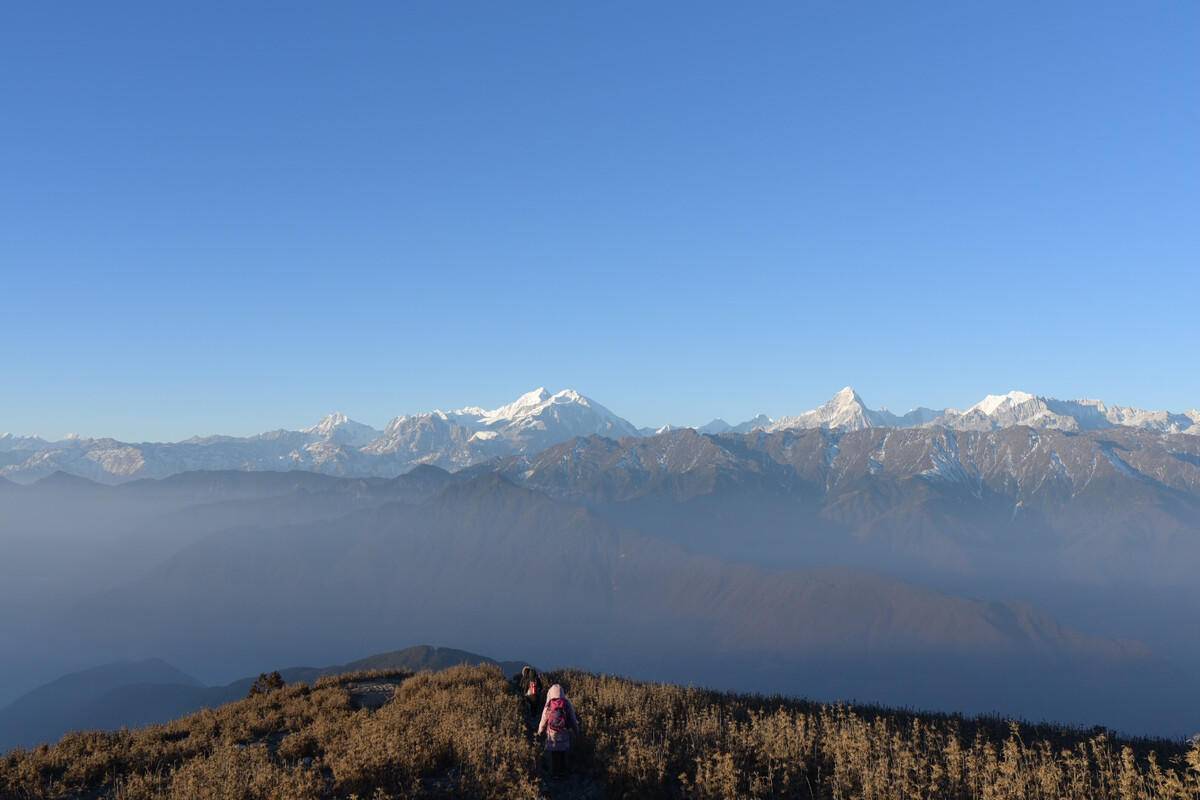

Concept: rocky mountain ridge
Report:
left=2, top=387, right=1196, bottom=484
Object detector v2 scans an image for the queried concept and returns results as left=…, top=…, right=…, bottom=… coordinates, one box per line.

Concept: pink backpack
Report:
left=546, top=697, right=569, bottom=733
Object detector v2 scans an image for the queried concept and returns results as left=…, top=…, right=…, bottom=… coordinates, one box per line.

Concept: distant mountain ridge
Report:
left=2, top=386, right=1196, bottom=484
left=0, top=388, right=639, bottom=484
left=0, top=658, right=201, bottom=753
left=482, top=424, right=1200, bottom=582
left=362, top=387, right=639, bottom=468
left=0, top=646, right=520, bottom=752
left=746, top=387, right=1200, bottom=436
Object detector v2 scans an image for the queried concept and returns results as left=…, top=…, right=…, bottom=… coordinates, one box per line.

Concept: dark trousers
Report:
left=550, top=750, right=568, bottom=776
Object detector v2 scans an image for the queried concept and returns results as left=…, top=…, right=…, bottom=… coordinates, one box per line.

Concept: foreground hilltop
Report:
left=3, top=664, right=1197, bottom=800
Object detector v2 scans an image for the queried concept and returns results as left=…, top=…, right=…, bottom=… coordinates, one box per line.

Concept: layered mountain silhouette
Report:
left=88, top=472, right=1136, bottom=660
left=481, top=426, right=1200, bottom=585
left=2, top=412, right=1199, bottom=735
left=0, top=646, right=518, bottom=752
left=0, top=659, right=199, bottom=753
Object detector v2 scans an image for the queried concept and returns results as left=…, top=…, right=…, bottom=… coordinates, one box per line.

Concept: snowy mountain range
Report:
left=2, top=386, right=1197, bottom=484
left=740, top=387, right=1200, bottom=436
left=362, top=387, right=639, bottom=467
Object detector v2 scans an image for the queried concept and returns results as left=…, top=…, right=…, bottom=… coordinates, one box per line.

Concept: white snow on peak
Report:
left=363, top=386, right=640, bottom=463
left=969, top=391, right=1036, bottom=416
left=303, top=412, right=382, bottom=447
left=551, top=389, right=586, bottom=404
left=767, top=387, right=876, bottom=432
left=477, top=387, right=554, bottom=423
left=829, top=387, right=867, bottom=408
left=476, top=387, right=596, bottom=425
left=304, top=412, right=350, bottom=435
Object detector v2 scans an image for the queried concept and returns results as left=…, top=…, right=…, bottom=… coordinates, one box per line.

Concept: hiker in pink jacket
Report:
left=536, top=683, right=580, bottom=777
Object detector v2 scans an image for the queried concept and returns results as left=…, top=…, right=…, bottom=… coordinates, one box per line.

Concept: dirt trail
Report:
left=346, top=680, right=400, bottom=710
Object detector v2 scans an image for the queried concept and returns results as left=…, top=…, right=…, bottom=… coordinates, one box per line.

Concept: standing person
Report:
left=536, top=683, right=580, bottom=778
left=514, top=666, right=543, bottom=733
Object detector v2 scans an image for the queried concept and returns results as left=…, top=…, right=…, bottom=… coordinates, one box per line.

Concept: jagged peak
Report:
left=828, top=386, right=865, bottom=406
left=478, top=387, right=554, bottom=422
left=478, top=387, right=601, bottom=424
left=304, top=411, right=375, bottom=434
left=551, top=388, right=586, bottom=404
left=968, top=391, right=1038, bottom=416
left=306, top=411, right=350, bottom=429
left=522, top=386, right=552, bottom=401
left=0, top=432, right=48, bottom=445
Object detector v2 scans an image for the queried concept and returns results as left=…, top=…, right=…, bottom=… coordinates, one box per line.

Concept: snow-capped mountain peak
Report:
left=477, top=387, right=554, bottom=424
left=359, top=387, right=640, bottom=470
left=0, top=433, right=50, bottom=452
left=304, top=412, right=350, bottom=435
left=3, top=386, right=1196, bottom=485
left=935, top=391, right=1199, bottom=434
left=476, top=387, right=604, bottom=427
left=768, top=387, right=880, bottom=432
left=833, top=386, right=861, bottom=402
left=551, top=388, right=585, bottom=404
left=302, top=413, right=382, bottom=447
left=967, top=391, right=1037, bottom=416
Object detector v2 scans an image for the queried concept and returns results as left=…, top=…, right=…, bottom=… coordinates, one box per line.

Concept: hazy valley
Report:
left=3, top=387, right=1199, bottom=747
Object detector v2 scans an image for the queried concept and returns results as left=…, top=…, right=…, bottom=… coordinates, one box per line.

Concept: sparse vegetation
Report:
left=1, top=664, right=1196, bottom=799
left=247, top=672, right=286, bottom=698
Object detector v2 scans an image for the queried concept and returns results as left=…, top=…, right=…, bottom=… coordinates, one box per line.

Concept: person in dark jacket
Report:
left=513, top=665, right=543, bottom=733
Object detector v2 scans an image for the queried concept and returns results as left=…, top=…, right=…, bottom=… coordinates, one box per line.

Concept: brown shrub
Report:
left=1, top=664, right=1196, bottom=799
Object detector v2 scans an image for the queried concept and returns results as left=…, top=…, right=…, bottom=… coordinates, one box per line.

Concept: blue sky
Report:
left=2, top=2, right=1197, bottom=440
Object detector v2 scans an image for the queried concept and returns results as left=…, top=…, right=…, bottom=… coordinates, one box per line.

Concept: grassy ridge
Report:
left=1, top=664, right=1197, bottom=799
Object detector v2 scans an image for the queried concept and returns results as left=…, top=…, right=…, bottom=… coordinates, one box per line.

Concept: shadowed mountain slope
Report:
left=0, top=645, right=515, bottom=752
left=484, top=427, right=1200, bottom=585
left=0, top=659, right=199, bottom=754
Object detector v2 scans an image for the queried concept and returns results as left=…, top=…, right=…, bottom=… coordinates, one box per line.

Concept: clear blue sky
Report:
left=2, top=2, right=1197, bottom=440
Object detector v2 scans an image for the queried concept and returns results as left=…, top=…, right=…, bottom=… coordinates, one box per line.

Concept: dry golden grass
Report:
left=1, top=664, right=1196, bottom=799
